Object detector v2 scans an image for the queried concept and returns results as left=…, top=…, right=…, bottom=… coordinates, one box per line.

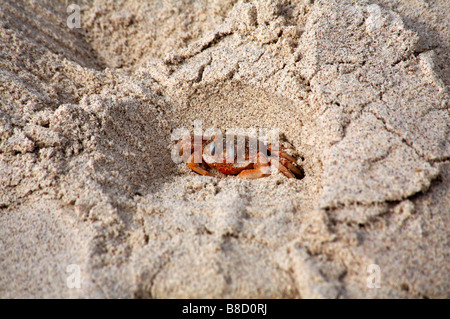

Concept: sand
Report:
left=0, top=0, right=448, bottom=298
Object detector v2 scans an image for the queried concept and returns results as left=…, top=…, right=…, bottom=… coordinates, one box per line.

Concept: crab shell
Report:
left=202, top=136, right=263, bottom=174
left=176, top=135, right=304, bottom=179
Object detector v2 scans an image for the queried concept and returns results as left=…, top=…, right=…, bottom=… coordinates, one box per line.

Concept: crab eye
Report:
left=209, top=141, right=215, bottom=155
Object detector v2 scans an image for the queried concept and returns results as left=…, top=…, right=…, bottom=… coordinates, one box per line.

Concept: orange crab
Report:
left=175, top=134, right=304, bottom=179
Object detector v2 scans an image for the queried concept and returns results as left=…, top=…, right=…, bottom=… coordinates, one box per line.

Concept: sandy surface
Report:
left=0, top=0, right=448, bottom=298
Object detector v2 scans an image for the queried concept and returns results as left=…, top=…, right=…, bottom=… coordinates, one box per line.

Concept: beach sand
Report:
left=0, top=0, right=448, bottom=298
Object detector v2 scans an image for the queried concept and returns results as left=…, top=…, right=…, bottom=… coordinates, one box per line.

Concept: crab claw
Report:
left=237, top=152, right=271, bottom=179
left=186, top=153, right=215, bottom=177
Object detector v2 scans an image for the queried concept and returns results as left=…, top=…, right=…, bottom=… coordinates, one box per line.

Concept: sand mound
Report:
left=0, top=0, right=448, bottom=298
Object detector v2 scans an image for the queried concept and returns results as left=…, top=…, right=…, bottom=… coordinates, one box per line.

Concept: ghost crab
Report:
left=175, top=134, right=304, bottom=179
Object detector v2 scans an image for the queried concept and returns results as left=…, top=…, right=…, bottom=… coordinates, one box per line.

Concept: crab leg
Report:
left=280, top=158, right=304, bottom=178
left=268, top=148, right=297, bottom=163
left=186, top=153, right=214, bottom=177
left=268, top=145, right=303, bottom=178
left=269, top=157, right=296, bottom=178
